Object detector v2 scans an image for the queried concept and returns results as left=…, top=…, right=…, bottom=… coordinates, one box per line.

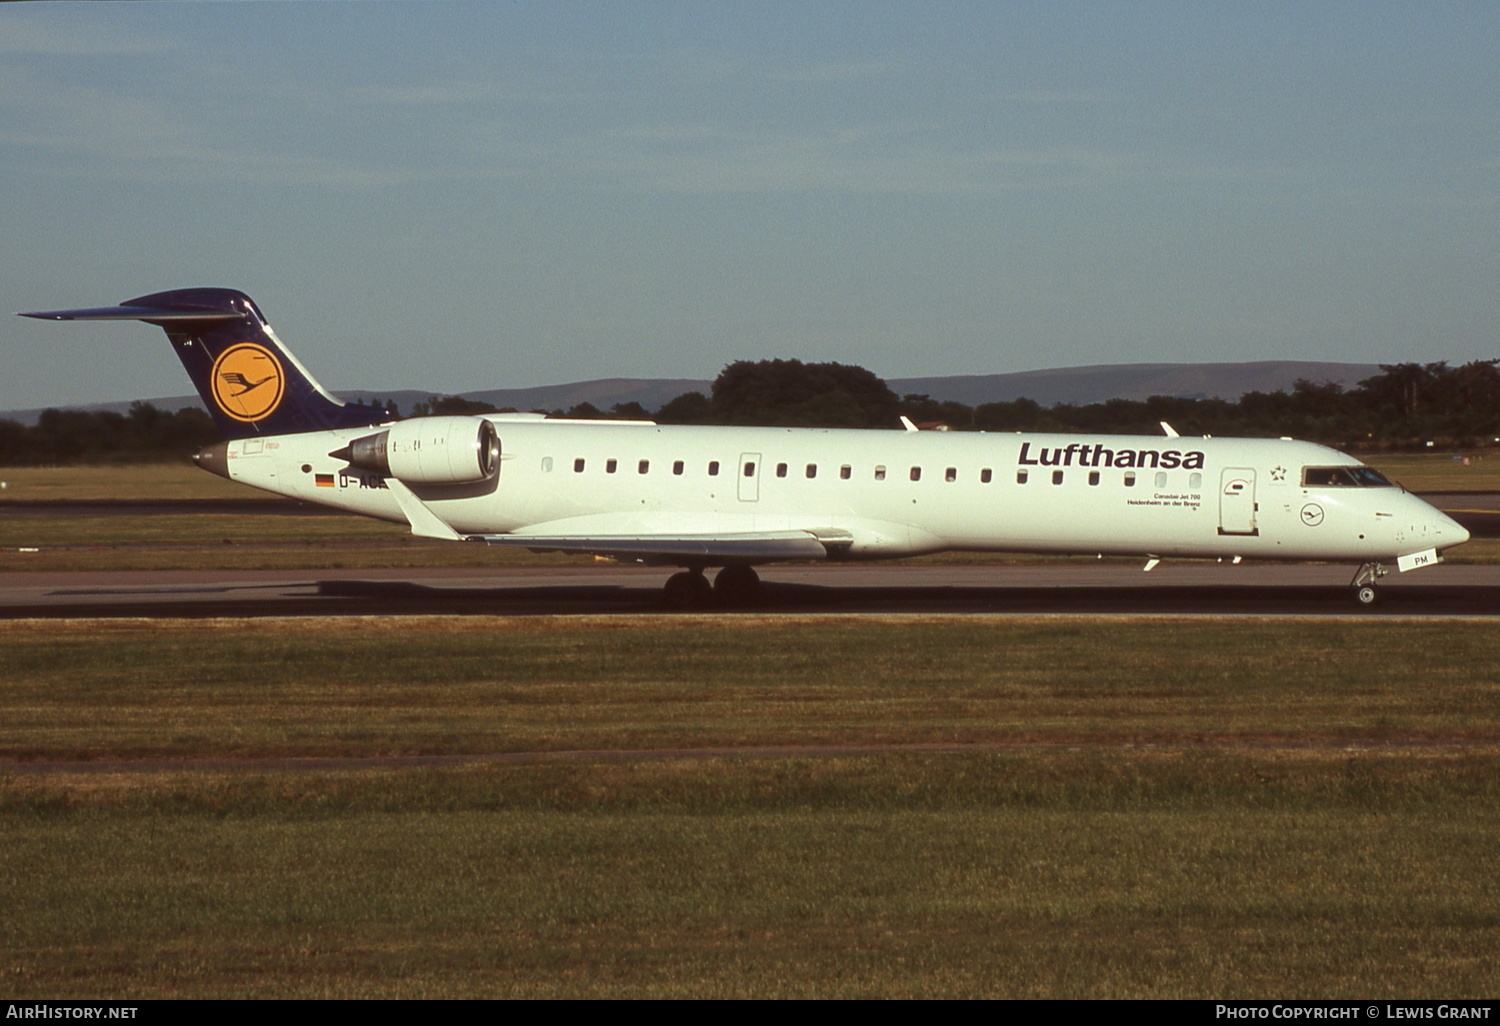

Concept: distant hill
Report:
left=402, top=378, right=716, bottom=415
left=0, top=361, right=1382, bottom=425
left=889, top=361, right=1382, bottom=407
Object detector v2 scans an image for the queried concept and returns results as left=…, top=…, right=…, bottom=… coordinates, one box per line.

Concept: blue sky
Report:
left=4, top=1, right=1498, bottom=410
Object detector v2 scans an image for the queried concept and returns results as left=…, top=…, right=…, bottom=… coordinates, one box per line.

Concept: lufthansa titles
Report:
left=1017, top=441, right=1206, bottom=470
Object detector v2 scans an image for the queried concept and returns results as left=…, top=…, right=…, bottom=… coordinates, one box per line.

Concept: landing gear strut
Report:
left=1351, top=562, right=1387, bottom=608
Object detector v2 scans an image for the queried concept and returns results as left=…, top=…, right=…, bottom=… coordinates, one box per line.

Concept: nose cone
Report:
left=1439, top=510, right=1472, bottom=549
left=194, top=441, right=231, bottom=480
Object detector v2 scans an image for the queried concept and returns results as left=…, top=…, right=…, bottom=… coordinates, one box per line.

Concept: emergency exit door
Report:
left=738, top=453, right=761, bottom=502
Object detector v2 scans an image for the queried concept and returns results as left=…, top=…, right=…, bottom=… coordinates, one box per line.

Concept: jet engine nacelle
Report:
left=336, top=416, right=500, bottom=485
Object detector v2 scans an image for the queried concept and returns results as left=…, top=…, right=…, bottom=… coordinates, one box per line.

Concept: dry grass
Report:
left=0, top=514, right=591, bottom=570
left=1364, top=451, right=1500, bottom=492
left=4, top=614, right=1500, bottom=996
left=0, top=462, right=256, bottom=500
left=4, top=616, right=1500, bottom=762
left=4, top=748, right=1499, bottom=998
left=0, top=513, right=407, bottom=548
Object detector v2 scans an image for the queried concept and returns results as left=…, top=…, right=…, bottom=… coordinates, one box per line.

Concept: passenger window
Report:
left=542, top=457, right=554, bottom=472
left=1088, top=471, right=1100, bottom=486
left=1154, top=472, right=1167, bottom=488
left=1052, top=470, right=1064, bottom=485
left=776, top=463, right=788, bottom=478
left=606, top=459, right=617, bottom=474
left=806, top=464, right=817, bottom=479
left=573, top=458, right=585, bottom=473
left=638, top=460, right=649, bottom=475
left=1189, top=472, right=1202, bottom=489
left=875, top=465, right=887, bottom=481
left=708, top=461, right=720, bottom=476
left=1017, top=469, right=1028, bottom=484
left=673, top=460, right=684, bottom=476
left=1123, top=471, right=1135, bottom=487
left=840, top=465, right=851, bottom=480
left=945, top=467, right=957, bottom=483
left=980, top=468, right=992, bottom=483
left=910, top=467, right=922, bottom=482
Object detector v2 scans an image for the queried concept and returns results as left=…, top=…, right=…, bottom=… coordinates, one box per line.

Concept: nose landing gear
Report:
left=1351, top=562, right=1387, bottom=608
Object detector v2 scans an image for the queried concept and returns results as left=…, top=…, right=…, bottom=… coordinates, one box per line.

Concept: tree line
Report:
left=2, top=359, right=1496, bottom=466
left=414, top=358, right=1500, bottom=448
left=0, top=402, right=220, bottom=467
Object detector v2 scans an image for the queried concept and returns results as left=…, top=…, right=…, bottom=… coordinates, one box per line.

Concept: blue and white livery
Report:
left=22, top=288, right=1469, bottom=607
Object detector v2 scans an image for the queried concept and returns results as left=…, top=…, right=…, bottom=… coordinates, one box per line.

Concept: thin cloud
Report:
left=1006, top=90, right=1124, bottom=105
left=765, top=58, right=902, bottom=84
left=0, top=12, right=170, bottom=56
left=354, top=82, right=521, bottom=107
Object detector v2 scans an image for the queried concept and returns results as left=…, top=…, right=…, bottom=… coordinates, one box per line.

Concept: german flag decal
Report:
left=315, top=473, right=335, bottom=488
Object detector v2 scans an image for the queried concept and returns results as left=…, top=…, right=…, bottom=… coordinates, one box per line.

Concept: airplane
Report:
left=20, top=287, right=1470, bottom=608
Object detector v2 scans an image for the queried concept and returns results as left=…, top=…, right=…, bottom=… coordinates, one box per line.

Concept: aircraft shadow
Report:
left=310, top=579, right=1500, bottom=617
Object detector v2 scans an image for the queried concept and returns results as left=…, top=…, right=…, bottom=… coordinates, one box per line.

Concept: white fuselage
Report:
left=216, top=420, right=1468, bottom=566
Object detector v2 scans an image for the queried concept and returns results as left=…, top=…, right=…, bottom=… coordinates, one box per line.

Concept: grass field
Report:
left=0, top=462, right=253, bottom=501
left=1365, top=452, right=1500, bottom=492
left=4, top=616, right=1499, bottom=997
left=0, top=513, right=594, bottom=571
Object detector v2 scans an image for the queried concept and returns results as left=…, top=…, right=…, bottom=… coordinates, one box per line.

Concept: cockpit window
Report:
left=1302, top=466, right=1394, bottom=488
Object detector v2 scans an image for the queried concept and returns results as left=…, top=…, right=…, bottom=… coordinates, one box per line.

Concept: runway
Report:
left=5, top=561, right=1500, bottom=617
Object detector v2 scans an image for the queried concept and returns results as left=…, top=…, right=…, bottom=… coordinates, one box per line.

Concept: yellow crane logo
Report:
left=210, top=342, right=285, bottom=422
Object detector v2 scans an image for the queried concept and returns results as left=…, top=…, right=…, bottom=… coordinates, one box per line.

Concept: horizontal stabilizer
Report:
left=20, top=305, right=241, bottom=323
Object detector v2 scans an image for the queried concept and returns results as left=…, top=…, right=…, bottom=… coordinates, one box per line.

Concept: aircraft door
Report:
left=1219, top=468, right=1258, bottom=536
left=738, top=452, right=761, bottom=502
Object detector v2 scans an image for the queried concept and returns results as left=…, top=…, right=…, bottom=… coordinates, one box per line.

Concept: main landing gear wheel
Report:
left=663, top=569, right=713, bottom=609
left=713, top=564, right=762, bottom=608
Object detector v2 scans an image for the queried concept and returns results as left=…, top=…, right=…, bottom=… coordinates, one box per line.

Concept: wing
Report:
left=382, top=479, right=851, bottom=563
left=475, top=530, right=849, bottom=563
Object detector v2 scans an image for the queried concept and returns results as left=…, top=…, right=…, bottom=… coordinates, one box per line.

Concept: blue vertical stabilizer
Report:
left=19, top=288, right=389, bottom=440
